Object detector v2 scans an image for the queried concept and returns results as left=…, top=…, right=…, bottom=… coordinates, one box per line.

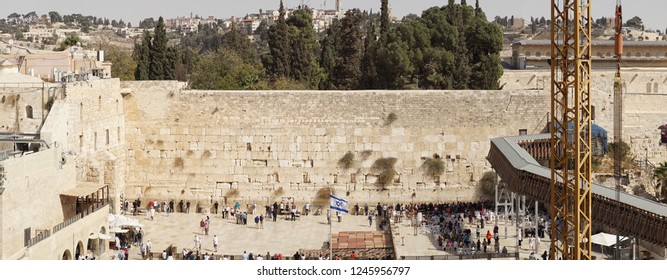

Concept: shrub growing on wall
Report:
left=338, top=151, right=355, bottom=170
left=371, top=157, right=398, bottom=189
left=421, top=153, right=444, bottom=180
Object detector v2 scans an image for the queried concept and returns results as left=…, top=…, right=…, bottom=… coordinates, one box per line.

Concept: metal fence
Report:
left=402, top=252, right=519, bottom=260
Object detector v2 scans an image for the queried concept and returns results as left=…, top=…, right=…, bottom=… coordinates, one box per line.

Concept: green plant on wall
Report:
left=421, top=153, right=445, bottom=180
left=338, top=151, right=355, bottom=170
left=384, top=112, right=398, bottom=126
left=313, top=187, right=335, bottom=208
left=371, top=157, right=397, bottom=189
left=476, top=171, right=497, bottom=201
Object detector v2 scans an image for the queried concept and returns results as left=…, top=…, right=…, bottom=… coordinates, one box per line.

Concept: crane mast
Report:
left=613, top=1, right=624, bottom=260
left=549, top=0, right=593, bottom=260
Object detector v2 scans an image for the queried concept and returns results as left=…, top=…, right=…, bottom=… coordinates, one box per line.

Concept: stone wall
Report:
left=0, top=146, right=76, bottom=259
left=122, top=81, right=549, bottom=205
left=63, top=79, right=127, bottom=213
left=500, top=69, right=667, bottom=164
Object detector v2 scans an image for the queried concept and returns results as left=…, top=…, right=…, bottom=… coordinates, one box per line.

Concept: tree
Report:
left=54, top=34, right=80, bottom=51
left=625, top=16, right=644, bottom=30
left=654, top=162, right=667, bottom=201
left=133, top=31, right=151, bottom=80
left=318, top=19, right=340, bottom=89
left=48, top=11, right=62, bottom=23
left=263, top=0, right=291, bottom=81
left=106, top=46, right=136, bottom=80
left=139, top=18, right=156, bottom=29
left=189, top=49, right=261, bottom=90
left=380, top=0, right=390, bottom=36
left=331, top=9, right=364, bottom=89
left=360, top=20, right=378, bottom=89
left=148, top=17, right=172, bottom=80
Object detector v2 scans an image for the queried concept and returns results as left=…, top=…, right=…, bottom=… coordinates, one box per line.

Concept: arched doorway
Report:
left=99, top=227, right=107, bottom=256
left=62, top=249, right=72, bottom=260
left=75, top=241, right=84, bottom=260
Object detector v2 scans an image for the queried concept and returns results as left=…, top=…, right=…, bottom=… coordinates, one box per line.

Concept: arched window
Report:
left=646, top=53, right=652, bottom=58
left=525, top=51, right=531, bottom=57
left=597, top=52, right=602, bottom=57
left=606, top=52, right=611, bottom=57
left=654, top=82, right=659, bottom=93
left=546, top=52, right=551, bottom=57
left=647, top=83, right=652, bottom=93
left=25, top=105, right=33, bottom=119
left=536, top=51, right=542, bottom=57
left=626, top=52, right=631, bottom=57
left=636, top=52, right=641, bottom=57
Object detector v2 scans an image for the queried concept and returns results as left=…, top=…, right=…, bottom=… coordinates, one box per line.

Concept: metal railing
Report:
left=402, top=252, right=519, bottom=260
left=26, top=199, right=109, bottom=248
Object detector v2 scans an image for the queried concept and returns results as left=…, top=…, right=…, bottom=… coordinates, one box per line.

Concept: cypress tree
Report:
left=332, top=9, right=364, bottom=89
left=264, top=0, right=291, bottom=81
left=149, top=16, right=169, bottom=80
left=380, top=0, right=390, bottom=37
left=360, top=21, right=377, bottom=89
left=133, top=31, right=151, bottom=80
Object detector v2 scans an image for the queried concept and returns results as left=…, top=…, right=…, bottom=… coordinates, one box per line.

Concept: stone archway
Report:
left=75, top=241, right=84, bottom=260
left=62, top=249, right=72, bottom=260
left=99, top=226, right=107, bottom=255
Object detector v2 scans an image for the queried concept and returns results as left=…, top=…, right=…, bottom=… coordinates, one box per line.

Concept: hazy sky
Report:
left=5, top=0, right=667, bottom=31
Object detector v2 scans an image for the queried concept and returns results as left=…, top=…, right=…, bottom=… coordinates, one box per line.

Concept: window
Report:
left=94, top=132, right=97, bottom=150
left=525, top=51, right=531, bottom=57
left=117, top=127, right=121, bottom=142
left=98, top=96, right=101, bottom=109
left=79, top=135, right=83, bottom=151
left=646, top=53, right=651, bottom=58
left=80, top=103, right=83, bottom=120
left=519, top=129, right=527, bottom=136
left=105, top=129, right=110, bottom=145
left=647, top=83, right=652, bottom=93
left=655, top=83, right=659, bottom=93
left=536, top=51, right=541, bottom=57
left=25, top=105, right=33, bottom=119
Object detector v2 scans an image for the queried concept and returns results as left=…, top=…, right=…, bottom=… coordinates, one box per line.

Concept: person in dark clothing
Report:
left=169, top=200, right=174, bottom=213
left=272, top=202, right=278, bottom=222
left=179, top=200, right=184, bottom=213
left=214, top=201, right=219, bottom=214
left=186, top=201, right=191, bottom=213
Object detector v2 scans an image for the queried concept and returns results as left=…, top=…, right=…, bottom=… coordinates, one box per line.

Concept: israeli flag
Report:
left=330, top=195, right=349, bottom=214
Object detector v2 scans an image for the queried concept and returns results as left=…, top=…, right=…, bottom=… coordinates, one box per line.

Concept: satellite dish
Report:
left=8, top=39, right=14, bottom=46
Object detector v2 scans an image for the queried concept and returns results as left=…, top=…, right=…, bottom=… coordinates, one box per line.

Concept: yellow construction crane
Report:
left=549, top=0, right=593, bottom=260
left=613, top=0, right=624, bottom=260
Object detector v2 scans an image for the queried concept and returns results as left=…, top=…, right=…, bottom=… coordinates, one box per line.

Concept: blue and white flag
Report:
left=330, top=195, right=349, bottom=214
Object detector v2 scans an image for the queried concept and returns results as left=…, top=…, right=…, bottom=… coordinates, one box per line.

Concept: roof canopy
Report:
left=591, top=232, right=627, bottom=247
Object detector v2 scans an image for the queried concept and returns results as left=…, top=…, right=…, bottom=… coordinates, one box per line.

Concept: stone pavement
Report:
left=392, top=217, right=553, bottom=260
left=101, top=210, right=615, bottom=260
left=107, top=210, right=385, bottom=260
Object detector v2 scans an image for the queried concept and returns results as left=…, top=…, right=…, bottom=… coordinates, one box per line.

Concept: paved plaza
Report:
left=102, top=209, right=627, bottom=260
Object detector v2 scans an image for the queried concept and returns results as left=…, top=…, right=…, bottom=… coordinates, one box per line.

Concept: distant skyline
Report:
left=4, top=0, right=667, bottom=31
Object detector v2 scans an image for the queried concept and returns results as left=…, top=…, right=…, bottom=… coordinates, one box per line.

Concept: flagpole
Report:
left=329, top=188, right=333, bottom=260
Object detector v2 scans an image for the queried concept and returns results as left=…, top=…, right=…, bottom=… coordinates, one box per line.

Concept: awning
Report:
left=591, top=232, right=627, bottom=247
left=60, top=182, right=104, bottom=197
left=89, top=232, right=113, bottom=240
